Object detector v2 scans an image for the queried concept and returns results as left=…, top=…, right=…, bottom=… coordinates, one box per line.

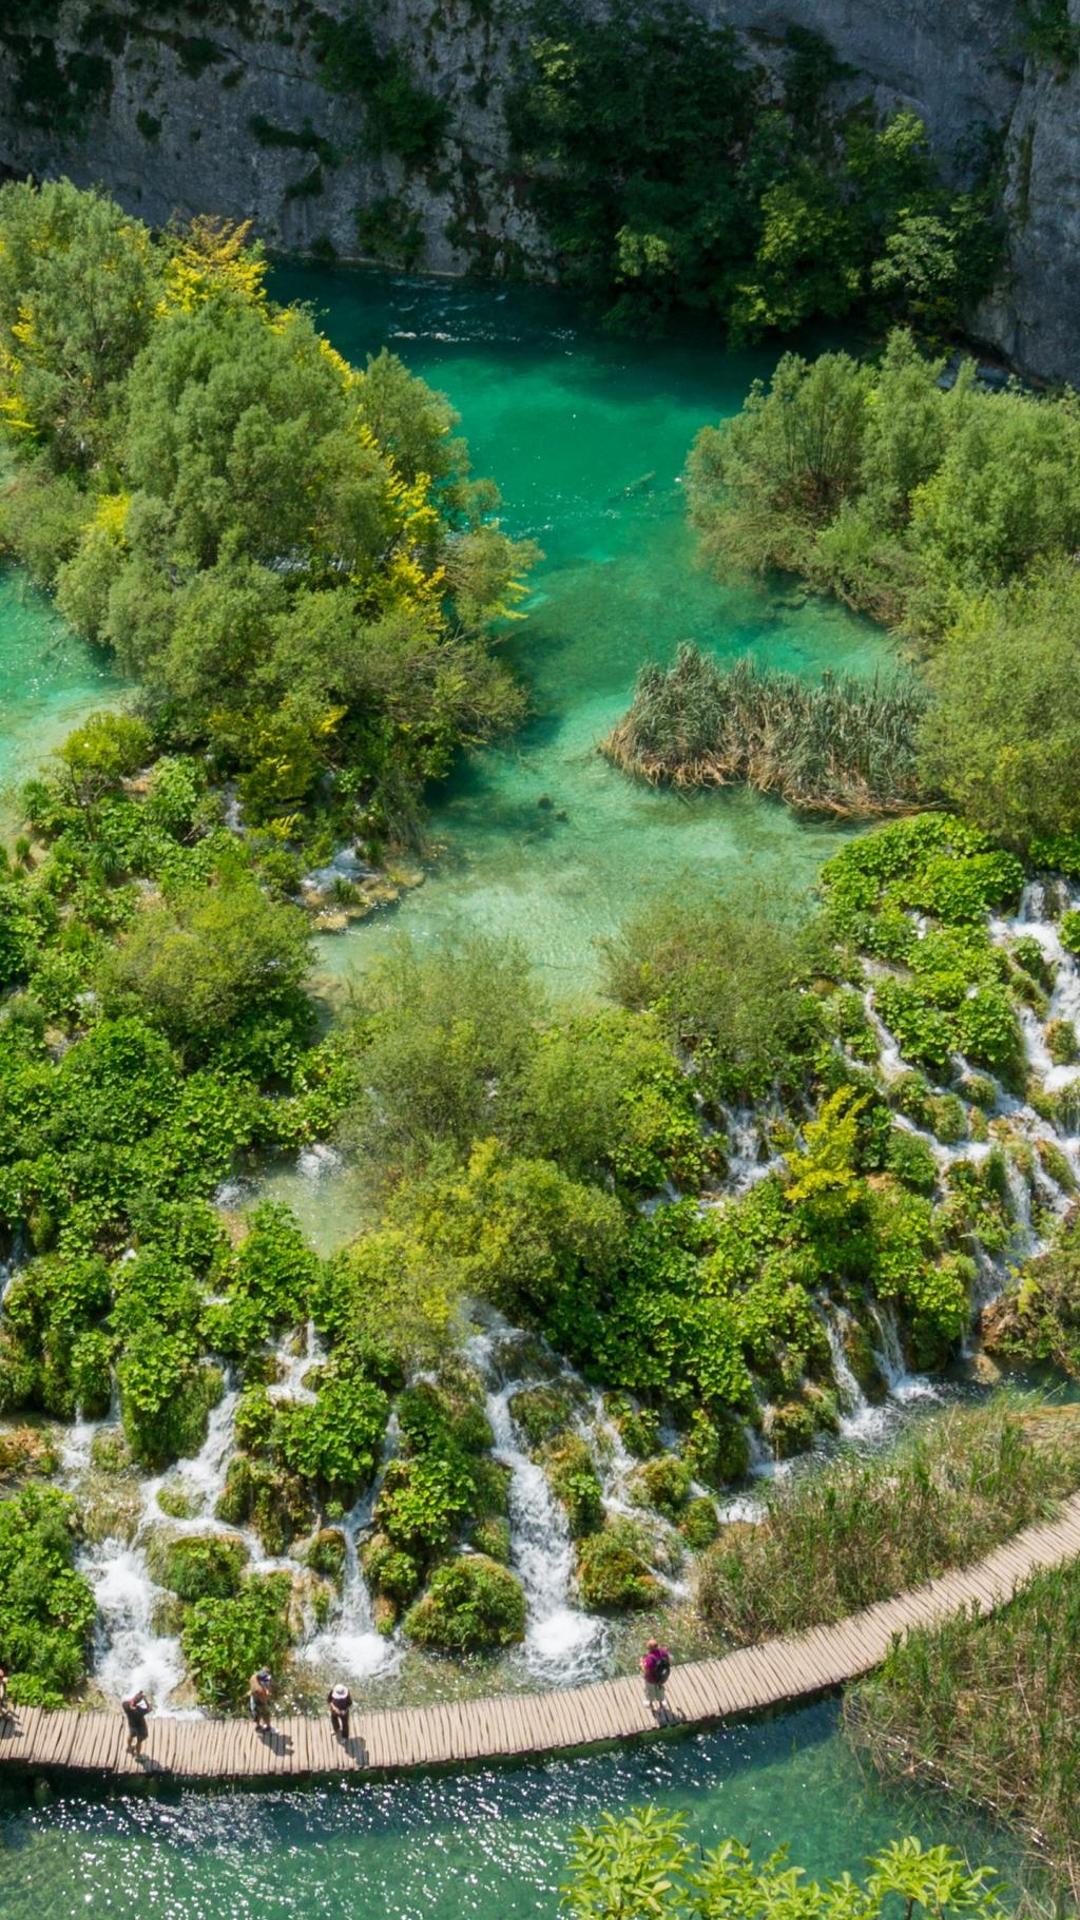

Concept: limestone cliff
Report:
left=0, top=0, right=1078, bottom=381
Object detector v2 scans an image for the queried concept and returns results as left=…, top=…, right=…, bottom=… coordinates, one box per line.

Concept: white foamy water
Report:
left=470, top=1329, right=607, bottom=1685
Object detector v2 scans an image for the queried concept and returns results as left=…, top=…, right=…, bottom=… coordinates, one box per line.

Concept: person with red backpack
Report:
left=640, top=1637, right=671, bottom=1712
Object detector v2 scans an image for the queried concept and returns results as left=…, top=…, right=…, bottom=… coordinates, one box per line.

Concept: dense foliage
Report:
left=686, top=331, right=1080, bottom=846
left=561, top=1809, right=1002, bottom=1918
left=0, top=1485, right=95, bottom=1706
left=0, top=179, right=535, bottom=853
left=508, top=4, right=997, bottom=335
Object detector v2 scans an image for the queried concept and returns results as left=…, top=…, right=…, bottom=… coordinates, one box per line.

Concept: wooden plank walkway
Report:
left=4, top=1491, right=1080, bottom=1787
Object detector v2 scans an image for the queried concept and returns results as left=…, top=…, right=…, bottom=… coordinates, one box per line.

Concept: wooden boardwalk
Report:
left=4, top=1492, right=1080, bottom=1787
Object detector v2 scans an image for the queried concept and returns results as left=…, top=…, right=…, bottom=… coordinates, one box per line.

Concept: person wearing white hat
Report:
left=327, top=1683, right=352, bottom=1740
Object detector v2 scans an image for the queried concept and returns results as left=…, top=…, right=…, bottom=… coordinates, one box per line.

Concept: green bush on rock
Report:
left=403, top=1555, right=525, bottom=1654
left=0, top=1485, right=95, bottom=1706
left=181, top=1572, right=293, bottom=1708
left=576, top=1519, right=660, bottom=1611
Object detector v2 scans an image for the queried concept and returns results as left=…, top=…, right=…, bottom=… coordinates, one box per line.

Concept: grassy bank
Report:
left=601, top=645, right=926, bottom=815
left=846, top=1560, right=1080, bottom=1902
left=697, top=1401, right=1080, bottom=1642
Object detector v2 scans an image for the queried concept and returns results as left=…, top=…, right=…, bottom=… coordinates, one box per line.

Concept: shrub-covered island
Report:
left=0, top=183, right=1079, bottom=1801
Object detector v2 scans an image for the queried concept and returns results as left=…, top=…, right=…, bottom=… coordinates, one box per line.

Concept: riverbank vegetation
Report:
left=0, top=178, right=536, bottom=856
left=697, top=1400, right=1080, bottom=1641
left=561, top=1810, right=1003, bottom=1917
left=602, top=647, right=926, bottom=815
left=678, top=330, right=1080, bottom=846
left=508, top=5, right=998, bottom=336
left=847, top=1563, right=1080, bottom=1902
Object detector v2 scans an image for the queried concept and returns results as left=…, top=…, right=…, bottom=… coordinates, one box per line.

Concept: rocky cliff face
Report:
left=0, top=0, right=1078, bottom=381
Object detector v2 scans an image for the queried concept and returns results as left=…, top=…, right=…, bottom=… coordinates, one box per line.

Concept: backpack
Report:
left=652, top=1650, right=671, bottom=1684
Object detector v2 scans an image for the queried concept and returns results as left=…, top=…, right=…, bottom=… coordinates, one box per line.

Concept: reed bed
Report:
left=602, top=644, right=928, bottom=816
left=697, top=1400, right=1080, bottom=1642
left=846, top=1561, right=1080, bottom=1903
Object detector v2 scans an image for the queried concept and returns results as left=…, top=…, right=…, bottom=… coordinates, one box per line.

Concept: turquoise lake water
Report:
left=0, top=1704, right=1021, bottom=1917
left=271, top=269, right=888, bottom=993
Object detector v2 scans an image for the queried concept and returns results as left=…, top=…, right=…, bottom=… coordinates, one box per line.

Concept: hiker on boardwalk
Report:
left=0, top=1664, right=12, bottom=1724
left=249, top=1669, right=274, bottom=1732
left=328, top=1683, right=353, bottom=1740
left=640, top=1638, right=671, bottom=1713
left=121, top=1689, right=152, bottom=1756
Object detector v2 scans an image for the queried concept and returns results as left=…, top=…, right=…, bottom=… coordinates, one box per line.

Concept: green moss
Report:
left=472, top=1515, right=511, bottom=1563
left=149, top=1530, right=248, bottom=1602
left=403, top=1555, right=525, bottom=1653
left=576, top=1519, right=659, bottom=1611
left=306, top=1526, right=347, bottom=1584
left=1046, top=1019, right=1079, bottom=1067
left=629, top=1452, right=691, bottom=1520
left=680, top=1495, right=720, bottom=1549
left=541, top=1433, right=605, bottom=1537
left=509, top=1382, right=576, bottom=1450
left=361, top=1530, right=421, bottom=1609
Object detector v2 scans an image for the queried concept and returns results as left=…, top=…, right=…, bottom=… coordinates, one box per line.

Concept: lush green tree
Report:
left=347, top=934, right=543, bottom=1173
left=0, top=177, right=160, bottom=467
left=919, top=561, right=1080, bottom=846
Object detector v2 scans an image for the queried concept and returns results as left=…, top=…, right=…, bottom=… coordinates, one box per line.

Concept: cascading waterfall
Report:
left=867, top=1300, right=938, bottom=1405
left=469, top=1329, right=607, bottom=1685
left=815, top=1301, right=887, bottom=1442
left=300, top=1415, right=401, bottom=1688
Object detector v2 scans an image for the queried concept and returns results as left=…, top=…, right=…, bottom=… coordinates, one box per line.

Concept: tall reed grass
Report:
left=847, top=1559, right=1080, bottom=1904
left=697, top=1400, right=1080, bottom=1640
left=602, top=644, right=927, bottom=816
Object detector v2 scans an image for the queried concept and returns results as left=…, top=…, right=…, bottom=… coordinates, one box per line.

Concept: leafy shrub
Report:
left=0, top=1485, right=95, bottom=1705
left=403, top=1555, right=525, bottom=1653
left=181, top=1572, right=293, bottom=1708
left=680, top=1497, right=720, bottom=1550
left=542, top=1434, right=605, bottom=1537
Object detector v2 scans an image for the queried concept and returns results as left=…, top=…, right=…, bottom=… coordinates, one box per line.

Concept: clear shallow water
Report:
left=0, top=1705, right=1024, bottom=1918
left=0, top=571, right=121, bottom=821
left=271, top=269, right=889, bottom=992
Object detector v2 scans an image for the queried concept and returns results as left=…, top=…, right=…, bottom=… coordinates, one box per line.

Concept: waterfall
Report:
left=816, top=1302, right=886, bottom=1441
left=867, top=1300, right=938, bottom=1405
left=469, top=1330, right=607, bottom=1685
left=299, top=1494, right=401, bottom=1687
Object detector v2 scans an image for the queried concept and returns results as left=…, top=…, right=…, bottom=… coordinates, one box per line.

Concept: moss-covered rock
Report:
left=842, top=1319, right=888, bottom=1403
left=604, top=1394, right=660, bottom=1458
left=155, top=1478, right=201, bottom=1520
left=576, top=1519, right=659, bottom=1611
left=89, top=1428, right=131, bottom=1475
left=361, top=1529, right=421, bottom=1610
left=146, top=1529, right=248, bottom=1602
left=509, top=1382, right=577, bottom=1450
left=472, top=1514, right=511, bottom=1563
left=1046, top=1019, right=1079, bottom=1067
left=306, top=1526, right=347, bottom=1585
left=629, top=1452, right=690, bottom=1520
left=683, top=1408, right=750, bottom=1488
left=0, top=1424, right=58, bottom=1484
left=403, top=1555, right=526, bottom=1654
left=680, top=1495, right=720, bottom=1549
left=1037, top=1138, right=1078, bottom=1194
left=540, top=1433, right=605, bottom=1537
left=767, top=1388, right=838, bottom=1460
